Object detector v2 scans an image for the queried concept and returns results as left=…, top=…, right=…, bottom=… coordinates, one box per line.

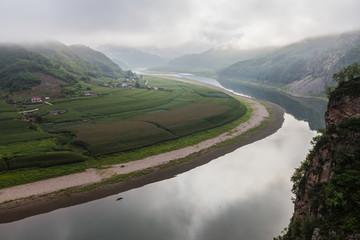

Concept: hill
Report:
left=156, top=46, right=271, bottom=76
left=0, top=44, right=74, bottom=92
left=25, top=41, right=124, bottom=80
left=97, top=45, right=168, bottom=69
left=278, top=64, right=360, bottom=239
left=0, top=42, right=125, bottom=95
left=218, top=31, right=360, bottom=97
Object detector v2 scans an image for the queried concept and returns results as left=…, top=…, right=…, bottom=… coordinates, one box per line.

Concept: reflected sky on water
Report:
left=0, top=114, right=316, bottom=240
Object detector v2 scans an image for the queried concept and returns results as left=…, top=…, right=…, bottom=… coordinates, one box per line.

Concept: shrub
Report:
left=0, top=159, right=8, bottom=171
left=8, top=151, right=84, bottom=169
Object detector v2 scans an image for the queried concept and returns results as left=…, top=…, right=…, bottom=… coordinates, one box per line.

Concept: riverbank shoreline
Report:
left=0, top=98, right=284, bottom=223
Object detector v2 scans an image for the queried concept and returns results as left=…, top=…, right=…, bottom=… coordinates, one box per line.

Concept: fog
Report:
left=1, top=0, right=360, bottom=51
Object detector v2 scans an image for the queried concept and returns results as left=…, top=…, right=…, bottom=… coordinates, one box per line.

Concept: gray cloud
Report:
left=1, top=0, right=360, bottom=49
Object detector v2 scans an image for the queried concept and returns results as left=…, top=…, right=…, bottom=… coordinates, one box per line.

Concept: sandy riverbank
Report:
left=0, top=94, right=284, bottom=223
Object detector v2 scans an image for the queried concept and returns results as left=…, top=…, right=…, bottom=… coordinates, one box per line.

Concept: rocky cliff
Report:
left=280, top=72, right=360, bottom=239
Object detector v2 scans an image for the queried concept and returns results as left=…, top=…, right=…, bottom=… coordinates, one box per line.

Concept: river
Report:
left=0, top=74, right=321, bottom=240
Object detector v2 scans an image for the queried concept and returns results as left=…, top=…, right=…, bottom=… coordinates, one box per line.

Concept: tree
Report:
left=333, top=62, right=360, bottom=83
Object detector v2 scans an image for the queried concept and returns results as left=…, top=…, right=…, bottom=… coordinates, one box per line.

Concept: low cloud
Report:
left=1, top=0, right=360, bottom=50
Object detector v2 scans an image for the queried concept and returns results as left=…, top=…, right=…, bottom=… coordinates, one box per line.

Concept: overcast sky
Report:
left=1, top=0, right=360, bottom=51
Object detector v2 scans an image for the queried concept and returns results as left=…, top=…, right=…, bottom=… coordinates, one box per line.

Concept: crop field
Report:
left=136, top=103, right=230, bottom=135
left=0, top=103, right=51, bottom=145
left=67, top=120, right=175, bottom=155
left=0, top=76, right=247, bottom=172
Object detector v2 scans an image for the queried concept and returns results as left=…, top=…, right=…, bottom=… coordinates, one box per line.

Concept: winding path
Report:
left=0, top=96, right=268, bottom=203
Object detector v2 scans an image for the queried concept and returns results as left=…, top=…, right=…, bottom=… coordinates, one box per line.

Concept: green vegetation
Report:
left=0, top=45, right=69, bottom=92
left=0, top=42, right=126, bottom=93
left=333, top=62, right=360, bottom=83
left=7, top=152, right=84, bottom=170
left=0, top=71, right=41, bottom=92
left=280, top=65, right=360, bottom=239
left=0, top=75, right=249, bottom=188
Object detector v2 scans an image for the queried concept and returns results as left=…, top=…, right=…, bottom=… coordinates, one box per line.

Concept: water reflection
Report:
left=219, top=81, right=327, bottom=130
left=146, top=71, right=328, bottom=131
left=0, top=114, right=316, bottom=240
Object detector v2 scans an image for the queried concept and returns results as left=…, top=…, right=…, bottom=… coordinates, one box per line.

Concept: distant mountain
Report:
left=0, top=42, right=125, bottom=93
left=218, top=31, right=360, bottom=97
left=97, top=45, right=168, bottom=69
left=158, top=46, right=271, bottom=74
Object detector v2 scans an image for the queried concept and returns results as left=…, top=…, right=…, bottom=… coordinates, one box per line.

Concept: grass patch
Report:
left=7, top=151, right=85, bottom=170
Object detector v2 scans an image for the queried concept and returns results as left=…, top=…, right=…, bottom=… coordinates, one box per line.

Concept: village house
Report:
left=30, top=97, right=42, bottom=103
left=84, top=92, right=97, bottom=96
left=103, top=83, right=112, bottom=88
left=48, top=110, right=67, bottom=115
left=48, top=110, right=60, bottom=115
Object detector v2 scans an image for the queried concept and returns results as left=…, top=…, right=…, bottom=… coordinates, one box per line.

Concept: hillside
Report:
left=279, top=64, right=360, bottom=239
left=25, top=41, right=124, bottom=80
left=97, top=45, right=168, bottom=69
left=218, top=31, right=360, bottom=97
left=0, top=44, right=75, bottom=92
left=156, top=46, right=271, bottom=75
left=0, top=42, right=125, bottom=95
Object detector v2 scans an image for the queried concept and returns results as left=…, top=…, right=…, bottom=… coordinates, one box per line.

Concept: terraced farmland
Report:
left=0, top=76, right=247, bottom=173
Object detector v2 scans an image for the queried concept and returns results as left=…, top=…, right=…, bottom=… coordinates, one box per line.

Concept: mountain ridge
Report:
left=97, top=45, right=168, bottom=69
left=218, top=30, right=360, bottom=97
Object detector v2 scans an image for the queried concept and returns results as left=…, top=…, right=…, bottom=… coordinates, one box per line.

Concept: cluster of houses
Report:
left=102, top=78, right=149, bottom=89
left=83, top=91, right=98, bottom=96
left=48, top=110, right=67, bottom=115
left=19, top=113, right=37, bottom=124
left=147, top=86, right=159, bottom=91
left=24, top=97, right=50, bottom=104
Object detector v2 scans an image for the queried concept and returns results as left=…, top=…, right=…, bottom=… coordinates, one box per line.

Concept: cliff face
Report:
left=282, top=77, right=360, bottom=239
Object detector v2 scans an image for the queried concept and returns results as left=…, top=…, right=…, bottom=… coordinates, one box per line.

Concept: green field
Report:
left=0, top=76, right=248, bottom=187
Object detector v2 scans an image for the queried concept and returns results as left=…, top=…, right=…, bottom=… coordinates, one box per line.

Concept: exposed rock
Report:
left=325, top=94, right=360, bottom=127
left=311, top=228, right=320, bottom=240
left=281, top=76, right=360, bottom=239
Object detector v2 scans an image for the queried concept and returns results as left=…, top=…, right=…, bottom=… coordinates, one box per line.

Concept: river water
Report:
left=0, top=75, right=321, bottom=240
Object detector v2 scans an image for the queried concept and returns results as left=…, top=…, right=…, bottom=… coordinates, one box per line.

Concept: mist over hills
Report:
left=154, top=46, right=273, bottom=76
left=1, top=29, right=360, bottom=98
left=97, top=45, right=168, bottom=69
left=25, top=41, right=123, bottom=78
left=0, top=41, right=124, bottom=93
left=218, top=31, right=360, bottom=96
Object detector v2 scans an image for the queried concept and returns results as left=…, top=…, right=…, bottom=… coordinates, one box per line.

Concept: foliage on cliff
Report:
left=278, top=64, right=360, bottom=239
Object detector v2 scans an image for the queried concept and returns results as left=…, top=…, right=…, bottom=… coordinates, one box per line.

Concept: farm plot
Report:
left=0, top=120, right=50, bottom=145
left=0, top=102, right=50, bottom=145
left=63, top=99, right=245, bottom=156
left=36, top=89, right=181, bottom=125
left=66, top=120, right=175, bottom=155
left=136, top=103, right=230, bottom=136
